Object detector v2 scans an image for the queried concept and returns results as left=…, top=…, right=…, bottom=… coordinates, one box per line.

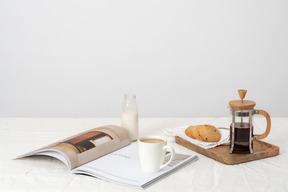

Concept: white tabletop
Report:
left=1, top=117, right=287, bottom=192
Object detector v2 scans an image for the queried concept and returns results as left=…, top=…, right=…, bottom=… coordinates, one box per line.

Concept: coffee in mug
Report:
left=138, top=136, right=174, bottom=173
left=139, top=138, right=164, bottom=143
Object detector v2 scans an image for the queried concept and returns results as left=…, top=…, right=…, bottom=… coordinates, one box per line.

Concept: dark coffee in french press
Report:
left=229, top=90, right=271, bottom=154
left=230, top=117, right=253, bottom=153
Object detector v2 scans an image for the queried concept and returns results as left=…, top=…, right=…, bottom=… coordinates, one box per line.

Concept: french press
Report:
left=229, top=90, right=271, bottom=154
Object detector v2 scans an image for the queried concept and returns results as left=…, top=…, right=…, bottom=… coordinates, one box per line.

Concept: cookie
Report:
left=185, top=125, right=205, bottom=141
left=185, top=126, right=195, bottom=139
left=198, top=124, right=221, bottom=142
left=192, top=126, right=206, bottom=141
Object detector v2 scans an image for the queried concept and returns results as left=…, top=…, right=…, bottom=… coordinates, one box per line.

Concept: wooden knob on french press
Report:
left=238, top=89, right=247, bottom=103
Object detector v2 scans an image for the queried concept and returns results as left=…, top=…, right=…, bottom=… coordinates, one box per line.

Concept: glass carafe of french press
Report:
left=229, top=90, right=271, bottom=153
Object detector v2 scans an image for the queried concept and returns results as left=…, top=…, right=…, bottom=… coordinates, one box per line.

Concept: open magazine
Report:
left=17, top=125, right=198, bottom=189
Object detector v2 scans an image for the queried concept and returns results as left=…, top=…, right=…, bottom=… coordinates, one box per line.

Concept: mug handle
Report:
left=160, top=146, right=175, bottom=170
left=254, top=109, right=271, bottom=139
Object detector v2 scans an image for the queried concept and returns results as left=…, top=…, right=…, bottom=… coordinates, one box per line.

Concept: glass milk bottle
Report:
left=121, top=94, right=139, bottom=141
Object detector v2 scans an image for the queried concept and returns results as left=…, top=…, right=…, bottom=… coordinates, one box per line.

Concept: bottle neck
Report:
left=124, top=94, right=136, bottom=101
left=123, top=94, right=137, bottom=113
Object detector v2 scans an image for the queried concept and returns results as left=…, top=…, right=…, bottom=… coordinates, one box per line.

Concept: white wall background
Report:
left=0, top=0, right=288, bottom=118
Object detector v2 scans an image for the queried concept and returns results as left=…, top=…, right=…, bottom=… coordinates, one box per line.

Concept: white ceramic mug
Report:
left=138, top=136, right=175, bottom=173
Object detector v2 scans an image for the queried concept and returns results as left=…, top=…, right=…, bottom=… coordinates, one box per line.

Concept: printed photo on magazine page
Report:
left=17, top=125, right=130, bottom=169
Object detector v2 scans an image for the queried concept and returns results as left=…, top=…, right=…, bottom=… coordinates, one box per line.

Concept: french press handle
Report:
left=253, top=109, right=271, bottom=139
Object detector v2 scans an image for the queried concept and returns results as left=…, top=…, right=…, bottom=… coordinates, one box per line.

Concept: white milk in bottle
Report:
left=121, top=94, right=139, bottom=141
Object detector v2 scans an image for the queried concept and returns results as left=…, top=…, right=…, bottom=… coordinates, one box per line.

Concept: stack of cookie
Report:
left=185, top=124, right=221, bottom=142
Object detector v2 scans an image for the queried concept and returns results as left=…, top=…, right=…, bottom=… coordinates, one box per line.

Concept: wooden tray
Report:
left=175, top=136, right=279, bottom=165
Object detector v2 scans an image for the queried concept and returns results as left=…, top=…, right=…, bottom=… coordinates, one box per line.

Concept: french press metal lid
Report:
left=229, top=90, right=271, bottom=154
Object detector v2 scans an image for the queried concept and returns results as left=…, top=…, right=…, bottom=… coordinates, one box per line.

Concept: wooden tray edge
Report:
left=175, top=136, right=280, bottom=165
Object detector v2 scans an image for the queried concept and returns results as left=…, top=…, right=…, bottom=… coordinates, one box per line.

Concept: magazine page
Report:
left=17, top=125, right=130, bottom=169
left=71, top=142, right=198, bottom=189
